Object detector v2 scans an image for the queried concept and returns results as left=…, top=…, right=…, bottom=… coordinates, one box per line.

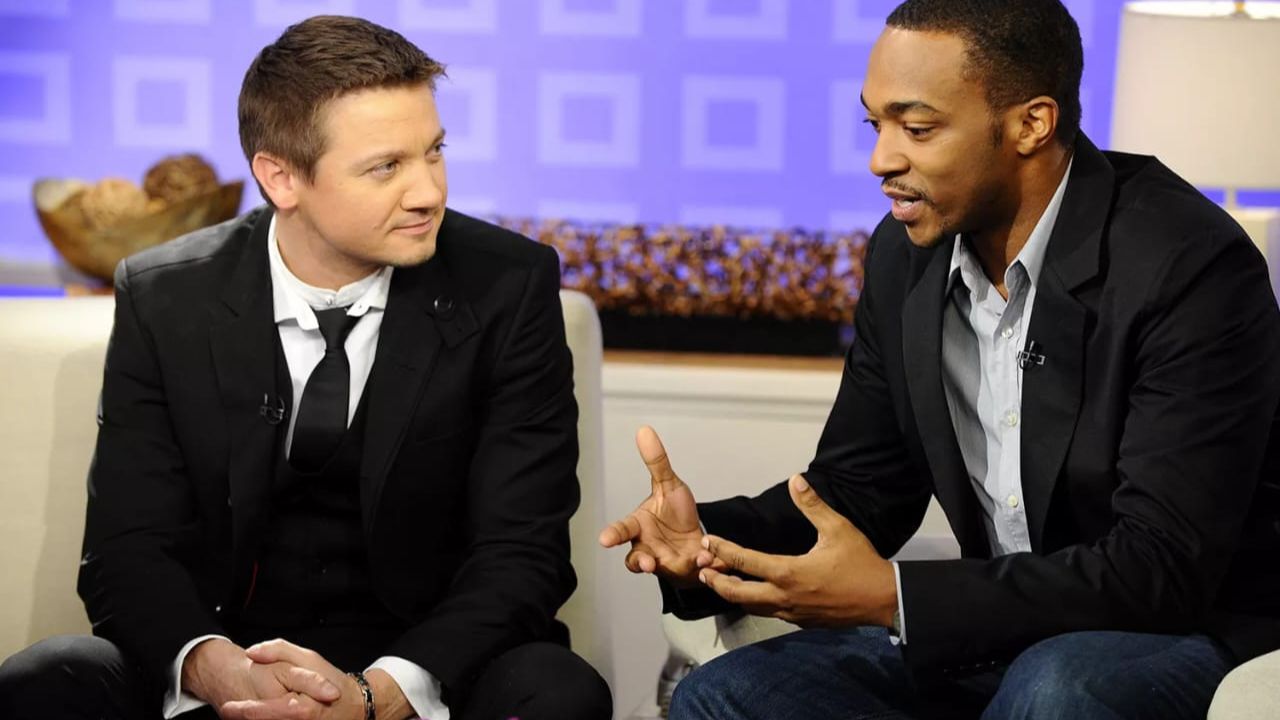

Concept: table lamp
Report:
left=1111, top=1, right=1280, bottom=293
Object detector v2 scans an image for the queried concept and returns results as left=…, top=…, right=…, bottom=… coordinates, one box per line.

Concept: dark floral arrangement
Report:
left=492, top=218, right=870, bottom=325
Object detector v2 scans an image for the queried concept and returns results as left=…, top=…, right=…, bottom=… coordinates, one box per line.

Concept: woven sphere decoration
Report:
left=143, top=153, right=219, bottom=205
left=80, top=178, right=149, bottom=231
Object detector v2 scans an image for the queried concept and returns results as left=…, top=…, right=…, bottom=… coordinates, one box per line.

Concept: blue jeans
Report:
left=668, top=626, right=1233, bottom=720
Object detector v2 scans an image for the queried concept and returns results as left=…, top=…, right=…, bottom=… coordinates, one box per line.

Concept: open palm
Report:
left=600, top=426, right=705, bottom=586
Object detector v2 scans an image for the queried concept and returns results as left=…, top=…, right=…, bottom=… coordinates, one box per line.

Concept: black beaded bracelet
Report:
left=349, top=671, right=376, bottom=720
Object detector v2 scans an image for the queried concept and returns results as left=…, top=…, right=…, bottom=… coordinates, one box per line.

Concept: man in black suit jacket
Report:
left=0, top=15, right=609, bottom=720
left=603, top=2, right=1280, bottom=718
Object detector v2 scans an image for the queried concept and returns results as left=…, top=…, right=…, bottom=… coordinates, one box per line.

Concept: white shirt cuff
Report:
left=889, top=561, right=907, bottom=646
left=164, top=634, right=229, bottom=719
left=369, top=656, right=450, bottom=720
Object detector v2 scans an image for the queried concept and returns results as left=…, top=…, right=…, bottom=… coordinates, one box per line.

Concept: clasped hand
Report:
left=599, top=426, right=897, bottom=629
left=184, top=638, right=368, bottom=720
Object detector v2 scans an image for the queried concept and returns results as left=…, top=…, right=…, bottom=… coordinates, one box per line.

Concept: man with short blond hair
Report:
left=1, top=15, right=610, bottom=720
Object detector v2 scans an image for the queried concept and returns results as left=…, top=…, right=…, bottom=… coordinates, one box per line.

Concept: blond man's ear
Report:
left=251, top=152, right=301, bottom=210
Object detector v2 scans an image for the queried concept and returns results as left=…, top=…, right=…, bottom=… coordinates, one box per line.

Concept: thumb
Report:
left=787, top=474, right=845, bottom=536
left=636, top=425, right=682, bottom=494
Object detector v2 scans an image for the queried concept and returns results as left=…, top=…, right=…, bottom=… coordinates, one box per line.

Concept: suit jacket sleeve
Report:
left=898, top=231, right=1280, bottom=673
left=386, top=246, right=580, bottom=693
left=78, top=258, right=225, bottom=681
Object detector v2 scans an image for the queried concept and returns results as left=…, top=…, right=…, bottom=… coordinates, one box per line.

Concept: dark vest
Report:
left=233, top=337, right=401, bottom=667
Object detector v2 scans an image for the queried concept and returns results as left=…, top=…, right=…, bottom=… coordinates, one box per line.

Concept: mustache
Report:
left=882, top=181, right=929, bottom=203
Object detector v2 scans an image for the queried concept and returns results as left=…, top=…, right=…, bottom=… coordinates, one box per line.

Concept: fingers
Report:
left=604, top=513, right=659, bottom=573
left=281, top=665, right=341, bottom=703
left=694, top=549, right=730, bottom=572
left=245, top=638, right=315, bottom=667
left=221, top=694, right=322, bottom=720
left=246, top=639, right=343, bottom=691
left=787, top=474, right=845, bottom=536
left=697, top=567, right=788, bottom=608
left=701, top=535, right=786, bottom=581
left=626, top=548, right=657, bottom=574
left=636, top=426, right=681, bottom=493
left=599, top=513, right=642, bottom=548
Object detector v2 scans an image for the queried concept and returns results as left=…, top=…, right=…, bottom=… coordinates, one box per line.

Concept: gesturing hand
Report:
left=599, top=426, right=707, bottom=587
left=697, top=474, right=898, bottom=629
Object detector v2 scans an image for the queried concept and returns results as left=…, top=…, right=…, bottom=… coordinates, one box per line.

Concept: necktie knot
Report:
left=314, top=306, right=358, bottom=351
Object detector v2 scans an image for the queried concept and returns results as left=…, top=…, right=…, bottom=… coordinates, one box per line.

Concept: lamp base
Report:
left=1226, top=207, right=1280, bottom=300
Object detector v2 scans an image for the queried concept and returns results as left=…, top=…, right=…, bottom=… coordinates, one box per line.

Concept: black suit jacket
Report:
left=77, top=207, right=580, bottom=694
left=692, top=135, right=1280, bottom=675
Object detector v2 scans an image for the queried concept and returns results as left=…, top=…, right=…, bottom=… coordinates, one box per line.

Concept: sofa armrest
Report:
left=1207, top=649, right=1280, bottom=720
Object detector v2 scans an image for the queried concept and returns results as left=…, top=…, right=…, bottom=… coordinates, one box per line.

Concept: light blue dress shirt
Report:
left=893, top=157, right=1073, bottom=643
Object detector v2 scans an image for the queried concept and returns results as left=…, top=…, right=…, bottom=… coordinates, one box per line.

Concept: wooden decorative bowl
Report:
left=34, top=178, right=244, bottom=281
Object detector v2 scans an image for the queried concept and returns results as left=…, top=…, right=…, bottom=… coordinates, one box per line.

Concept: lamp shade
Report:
left=1111, top=2, right=1280, bottom=189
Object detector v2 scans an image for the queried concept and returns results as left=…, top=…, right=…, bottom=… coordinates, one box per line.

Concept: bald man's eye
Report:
left=905, top=126, right=935, bottom=139
left=862, top=118, right=882, bottom=134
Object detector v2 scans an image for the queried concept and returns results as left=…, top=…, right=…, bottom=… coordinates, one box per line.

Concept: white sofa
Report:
left=0, top=292, right=611, bottom=679
left=5, top=292, right=1278, bottom=718
left=0, top=296, right=111, bottom=654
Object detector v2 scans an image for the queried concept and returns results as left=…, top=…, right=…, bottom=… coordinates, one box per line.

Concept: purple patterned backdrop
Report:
left=1, top=0, right=1276, bottom=287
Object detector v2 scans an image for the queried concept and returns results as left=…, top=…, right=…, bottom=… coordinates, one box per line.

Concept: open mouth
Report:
left=885, top=190, right=926, bottom=223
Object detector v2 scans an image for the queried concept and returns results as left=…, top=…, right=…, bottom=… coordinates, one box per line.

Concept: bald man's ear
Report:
left=251, top=152, right=301, bottom=210
left=1015, top=96, right=1060, bottom=156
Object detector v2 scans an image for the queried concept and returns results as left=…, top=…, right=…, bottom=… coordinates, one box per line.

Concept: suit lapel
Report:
left=208, top=210, right=279, bottom=561
left=902, top=239, right=990, bottom=557
left=358, top=250, right=479, bottom=533
left=1021, top=135, right=1110, bottom=551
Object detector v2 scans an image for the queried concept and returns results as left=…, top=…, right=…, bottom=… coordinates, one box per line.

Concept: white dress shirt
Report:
left=892, top=158, right=1073, bottom=644
left=164, top=214, right=449, bottom=719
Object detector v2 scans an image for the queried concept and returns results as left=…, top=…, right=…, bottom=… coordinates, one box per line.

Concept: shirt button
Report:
left=1004, top=411, right=1019, bottom=427
left=1001, top=327, right=1015, bottom=339
left=1007, top=494, right=1020, bottom=508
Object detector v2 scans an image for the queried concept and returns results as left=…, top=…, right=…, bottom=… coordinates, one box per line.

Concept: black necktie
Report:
left=290, top=306, right=360, bottom=471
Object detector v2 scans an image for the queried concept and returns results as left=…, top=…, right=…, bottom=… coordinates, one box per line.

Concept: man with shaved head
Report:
left=603, top=1, right=1280, bottom=717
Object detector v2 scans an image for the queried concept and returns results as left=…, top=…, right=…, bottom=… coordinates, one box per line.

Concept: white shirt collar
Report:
left=948, top=155, right=1074, bottom=296
left=266, top=212, right=393, bottom=329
